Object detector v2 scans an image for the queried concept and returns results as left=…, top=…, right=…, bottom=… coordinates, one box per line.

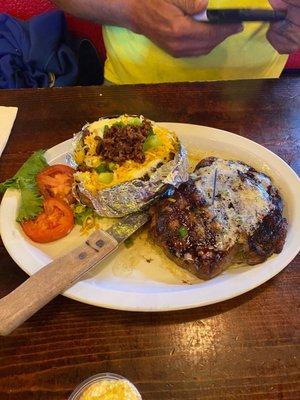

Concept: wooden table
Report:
left=0, top=78, right=299, bottom=400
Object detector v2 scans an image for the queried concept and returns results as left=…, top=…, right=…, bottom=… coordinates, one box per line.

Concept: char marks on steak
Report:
left=149, top=157, right=287, bottom=280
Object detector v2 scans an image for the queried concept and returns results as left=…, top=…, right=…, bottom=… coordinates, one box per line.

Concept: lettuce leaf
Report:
left=0, top=150, right=48, bottom=221
left=17, top=186, right=43, bottom=222
left=0, top=150, right=47, bottom=191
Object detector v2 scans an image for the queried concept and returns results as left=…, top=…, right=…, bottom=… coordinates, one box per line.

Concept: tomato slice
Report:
left=37, top=164, right=75, bottom=204
left=21, top=198, right=74, bottom=243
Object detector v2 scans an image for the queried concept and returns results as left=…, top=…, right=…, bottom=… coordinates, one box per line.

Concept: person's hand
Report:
left=127, top=0, right=243, bottom=57
left=268, top=0, right=300, bottom=54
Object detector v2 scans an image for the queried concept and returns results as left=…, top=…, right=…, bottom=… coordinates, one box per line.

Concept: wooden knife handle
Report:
left=0, top=230, right=118, bottom=336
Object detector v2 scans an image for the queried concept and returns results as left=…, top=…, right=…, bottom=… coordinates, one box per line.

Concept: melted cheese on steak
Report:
left=193, top=159, right=275, bottom=251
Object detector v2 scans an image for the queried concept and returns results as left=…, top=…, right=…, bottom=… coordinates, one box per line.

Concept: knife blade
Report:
left=0, top=211, right=149, bottom=336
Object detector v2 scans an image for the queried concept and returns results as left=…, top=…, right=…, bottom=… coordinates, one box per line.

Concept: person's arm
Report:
left=268, top=0, right=300, bottom=53
left=53, top=0, right=242, bottom=58
left=54, top=0, right=134, bottom=28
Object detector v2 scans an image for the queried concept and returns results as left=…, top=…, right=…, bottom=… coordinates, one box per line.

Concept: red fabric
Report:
left=285, top=51, right=300, bottom=69
left=1, top=0, right=299, bottom=68
left=0, top=0, right=106, bottom=61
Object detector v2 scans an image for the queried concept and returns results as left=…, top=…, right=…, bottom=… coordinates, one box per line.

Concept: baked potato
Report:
left=69, top=115, right=188, bottom=217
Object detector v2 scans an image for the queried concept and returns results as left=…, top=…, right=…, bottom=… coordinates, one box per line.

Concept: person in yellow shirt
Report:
left=54, top=0, right=300, bottom=84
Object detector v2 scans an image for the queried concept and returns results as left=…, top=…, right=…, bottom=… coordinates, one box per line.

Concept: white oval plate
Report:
left=1, top=123, right=299, bottom=311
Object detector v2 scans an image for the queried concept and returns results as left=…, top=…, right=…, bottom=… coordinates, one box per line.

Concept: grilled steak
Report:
left=149, top=157, right=287, bottom=280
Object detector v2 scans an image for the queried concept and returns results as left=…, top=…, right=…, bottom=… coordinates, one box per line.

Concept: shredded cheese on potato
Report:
left=74, top=116, right=179, bottom=194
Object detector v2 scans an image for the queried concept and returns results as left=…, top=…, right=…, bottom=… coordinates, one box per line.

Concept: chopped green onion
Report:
left=74, top=204, right=100, bottom=231
left=143, top=133, right=162, bottom=152
left=130, top=117, right=142, bottom=126
left=96, top=163, right=109, bottom=173
left=74, top=203, right=85, bottom=213
left=178, top=226, right=188, bottom=238
left=103, top=125, right=109, bottom=134
left=112, top=121, right=125, bottom=128
left=98, top=172, right=114, bottom=184
left=74, top=204, right=93, bottom=225
left=108, top=162, right=118, bottom=171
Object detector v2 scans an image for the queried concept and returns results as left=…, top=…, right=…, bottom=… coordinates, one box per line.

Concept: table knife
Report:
left=193, top=9, right=286, bottom=23
left=0, top=211, right=149, bottom=336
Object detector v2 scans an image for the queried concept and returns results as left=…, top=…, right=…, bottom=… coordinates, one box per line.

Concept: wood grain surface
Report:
left=0, top=78, right=299, bottom=400
left=0, top=230, right=118, bottom=336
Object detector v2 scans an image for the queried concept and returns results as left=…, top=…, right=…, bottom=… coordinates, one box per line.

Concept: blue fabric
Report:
left=0, top=11, right=78, bottom=89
